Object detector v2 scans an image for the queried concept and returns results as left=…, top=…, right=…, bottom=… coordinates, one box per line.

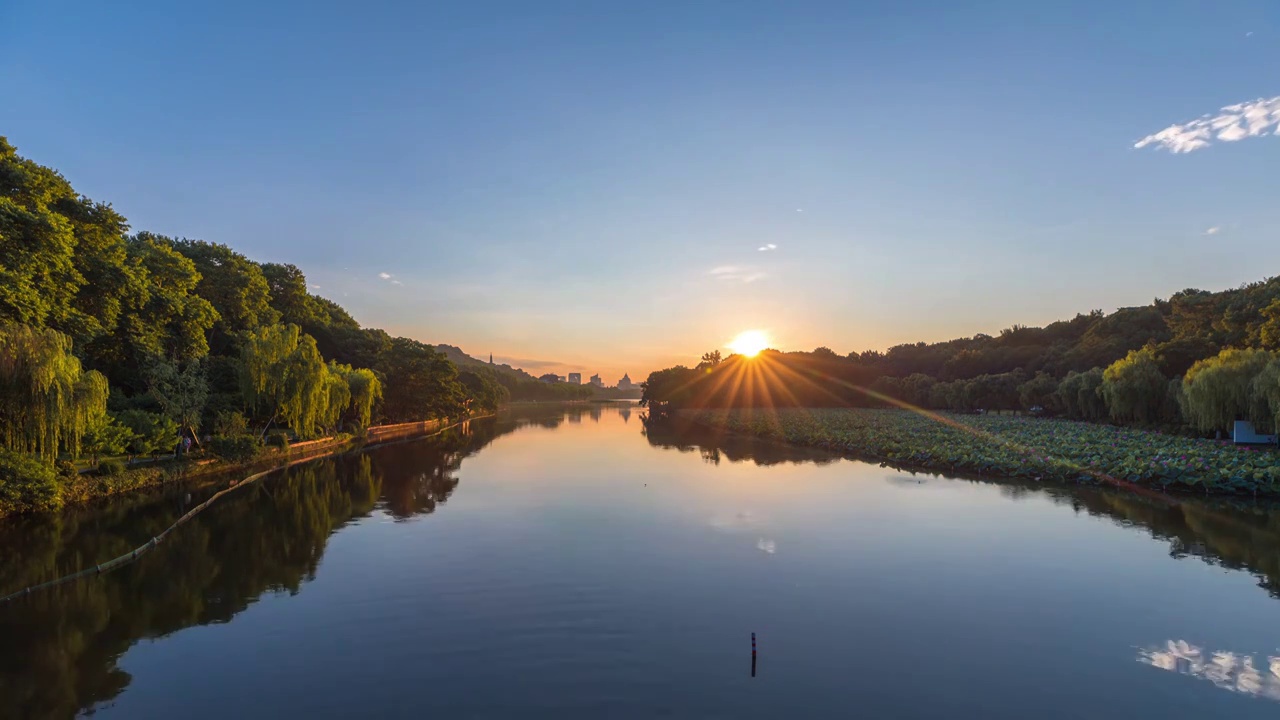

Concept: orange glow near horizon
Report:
left=727, top=330, right=770, bottom=357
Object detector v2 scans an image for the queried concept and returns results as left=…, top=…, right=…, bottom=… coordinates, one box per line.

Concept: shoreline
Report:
left=675, top=408, right=1280, bottom=498
left=5, top=414, right=496, bottom=521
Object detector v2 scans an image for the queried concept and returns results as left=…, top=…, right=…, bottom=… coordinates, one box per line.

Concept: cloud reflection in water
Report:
left=1138, top=640, right=1280, bottom=702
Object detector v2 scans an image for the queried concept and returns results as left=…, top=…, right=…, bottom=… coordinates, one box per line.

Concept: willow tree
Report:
left=0, top=324, right=109, bottom=459
left=241, top=324, right=346, bottom=439
left=1250, top=359, right=1280, bottom=434
left=1180, top=348, right=1274, bottom=433
left=332, top=363, right=381, bottom=431
left=1100, top=348, right=1169, bottom=423
left=1055, top=368, right=1107, bottom=421
left=319, top=364, right=352, bottom=434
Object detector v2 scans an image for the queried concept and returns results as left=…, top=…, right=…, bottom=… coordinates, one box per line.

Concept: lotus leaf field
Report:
left=684, top=408, right=1280, bottom=495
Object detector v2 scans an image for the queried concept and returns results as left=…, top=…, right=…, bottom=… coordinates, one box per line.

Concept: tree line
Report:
left=643, top=278, right=1280, bottom=438
left=0, top=137, right=517, bottom=511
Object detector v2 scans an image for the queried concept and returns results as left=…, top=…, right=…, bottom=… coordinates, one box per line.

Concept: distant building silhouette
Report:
left=589, top=373, right=603, bottom=388
left=617, top=373, right=636, bottom=391
left=568, top=372, right=582, bottom=385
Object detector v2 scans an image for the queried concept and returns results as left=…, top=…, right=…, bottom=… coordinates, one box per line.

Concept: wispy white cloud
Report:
left=756, top=537, right=777, bottom=554
left=310, top=284, right=321, bottom=290
left=709, top=266, right=766, bottom=283
left=379, top=272, right=393, bottom=280
left=391, top=279, right=403, bottom=285
left=1135, top=95, right=1280, bottom=153
left=758, top=243, right=778, bottom=252
left=796, top=208, right=803, bottom=213
left=1205, top=226, right=1221, bottom=235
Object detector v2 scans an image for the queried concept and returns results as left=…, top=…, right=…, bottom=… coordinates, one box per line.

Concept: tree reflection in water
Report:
left=4, top=409, right=1280, bottom=717
left=644, top=416, right=1280, bottom=599
left=0, top=417, right=511, bottom=719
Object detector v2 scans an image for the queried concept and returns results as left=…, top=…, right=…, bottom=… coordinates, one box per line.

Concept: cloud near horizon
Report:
left=1135, top=95, right=1280, bottom=153
left=1205, top=226, right=1221, bottom=235
left=709, top=265, right=766, bottom=283
left=758, top=243, right=778, bottom=252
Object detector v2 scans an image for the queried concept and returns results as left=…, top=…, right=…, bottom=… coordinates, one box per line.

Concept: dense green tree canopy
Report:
left=1181, top=349, right=1275, bottom=433
left=0, top=138, right=507, bottom=515
left=168, top=239, right=278, bottom=354
left=377, top=338, right=463, bottom=422
left=1101, top=348, right=1168, bottom=424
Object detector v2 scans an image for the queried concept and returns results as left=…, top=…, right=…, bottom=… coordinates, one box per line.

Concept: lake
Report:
left=2, top=404, right=1279, bottom=718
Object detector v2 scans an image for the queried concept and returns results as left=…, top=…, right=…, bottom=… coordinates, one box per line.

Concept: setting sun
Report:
left=727, top=330, right=770, bottom=357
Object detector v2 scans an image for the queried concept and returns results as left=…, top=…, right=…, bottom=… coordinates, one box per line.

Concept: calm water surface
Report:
left=2, top=404, right=1279, bottom=718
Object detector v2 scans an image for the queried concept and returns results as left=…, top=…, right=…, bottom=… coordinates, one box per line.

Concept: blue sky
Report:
left=3, top=1, right=1278, bottom=381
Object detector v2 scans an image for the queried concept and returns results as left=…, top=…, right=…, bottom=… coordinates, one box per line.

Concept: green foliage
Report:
left=81, top=415, right=135, bottom=463
left=115, top=409, right=179, bottom=457
left=167, top=239, right=278, bottom=354
left=899, top=373, right=937, bottom=407
left=319, top=362, right=351, bottom=434
left=144, top=356, right=208, bottom=442
left=262, top=262, right=322, bottom=328
left=1054, top=368, right=1107, bottom=422
left=208, top=434, right=263, bottom=463
left=640, top=365, right=699, bottom=409
left=0, top=138, right=490, bottom=512
left=377, top=337, right=464, bottom=421
left=1100, top=348, right=1169, bottom=424
left=265, top=431, right=291, bottom=451
left=690, top=408, right=1280, bottom=495
left=1250, top=360, right=1280, bottom=434
left=240, top=324, right=337, bottom=439
left=458, top=369, right=508, bottom=413
left=340, top=365, right=383, bottom=430
left=1181, top=348, right=1275, bottom=433
left=213, top=410, right=249, bottom=437
left=72, top=232, right=218, bottom=394
left=1018, top=372, right=1059, bottom=412
left=0, top=323, right=108, bottom=459
left=97, top=458, right=126, bottom=476
left=0, top=139, right=81, bottom=332
left=0, top=449, right=61, bottom=514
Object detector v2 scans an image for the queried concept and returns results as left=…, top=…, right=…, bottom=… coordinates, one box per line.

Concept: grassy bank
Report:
left=0, top=416, right=490, bottom=518
left=683, top=408, right=1280, bottom=495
